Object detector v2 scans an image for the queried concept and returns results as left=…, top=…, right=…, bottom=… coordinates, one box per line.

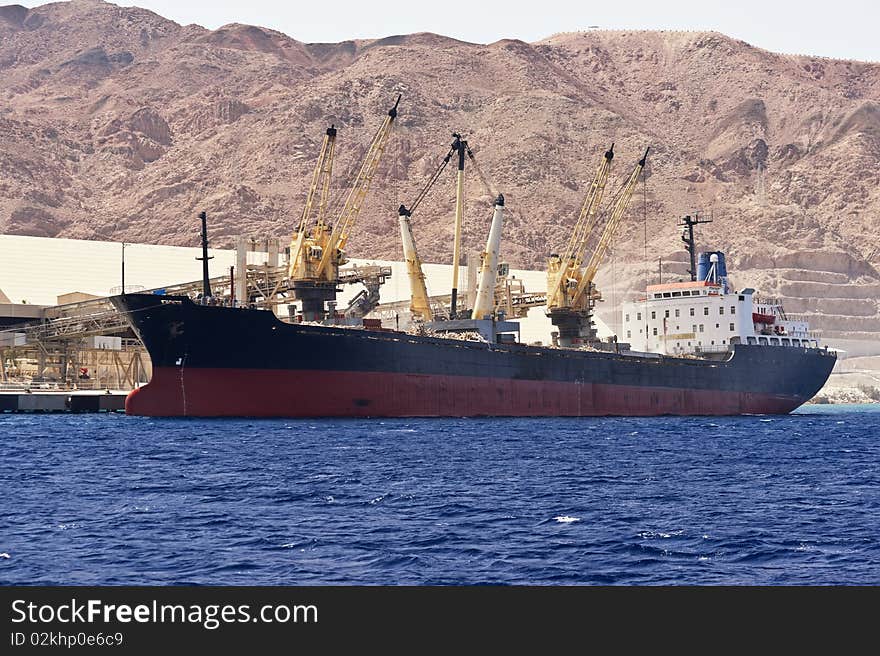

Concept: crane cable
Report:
left=464, top=143, right=497, bottom=199
left=406, top=145, right=456, bottom=217
left=404, top=137, right=499, bottom=220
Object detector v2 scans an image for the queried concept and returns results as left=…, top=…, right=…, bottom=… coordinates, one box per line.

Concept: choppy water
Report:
left=1, top=405, right=878, bottom=585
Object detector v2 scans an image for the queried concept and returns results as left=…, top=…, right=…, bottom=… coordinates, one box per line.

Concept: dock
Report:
left=0, top=390, right=127, bottom=413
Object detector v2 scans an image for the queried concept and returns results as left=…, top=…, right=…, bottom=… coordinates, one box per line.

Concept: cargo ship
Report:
left=110, top=263, right=835, bottom=417
left=109, top=102, right=835, bottom=417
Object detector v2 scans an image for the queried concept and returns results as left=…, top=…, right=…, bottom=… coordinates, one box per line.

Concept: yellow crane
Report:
left=546, top=144, right=615, bottom=312
left=288, top=96, right=401, bottom=320
left=547, top=146, right=649, bottom=346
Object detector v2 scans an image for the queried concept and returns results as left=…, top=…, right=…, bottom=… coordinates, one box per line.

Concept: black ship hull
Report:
left=111, top=294, right=837, bottom=417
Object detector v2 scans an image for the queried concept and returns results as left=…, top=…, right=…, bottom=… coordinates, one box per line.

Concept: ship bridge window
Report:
left=758, top=337, right=768, bottom=345
left=739, top=295, right=745, bottom=301
left=782, top=338, right=791, bottom=346
left=748, top=337, right=757, bottom=345
left=672, top=291, right=681, bottom=297
left=770, top=337, right=780, bottom=346
left=663, top=293, right=671, bottom=298
left=654, top=293, right=662, bottom=299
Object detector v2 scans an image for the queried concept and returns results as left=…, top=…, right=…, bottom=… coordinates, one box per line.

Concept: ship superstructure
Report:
left=623, top=256, right=816, bottom=356
left=623, top=221, right=817, bottom=356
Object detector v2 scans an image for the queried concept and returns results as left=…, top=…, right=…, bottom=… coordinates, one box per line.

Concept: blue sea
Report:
left=1, top=405, right=878, bottom=585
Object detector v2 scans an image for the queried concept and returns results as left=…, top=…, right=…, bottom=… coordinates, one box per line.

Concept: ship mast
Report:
left=398, top=135, right=501, bottom=325
left=196, top=211, right=213, bottom=299
left=450, top=133, right=466, bottom=318
left=679, top=214, right=712, bottom=282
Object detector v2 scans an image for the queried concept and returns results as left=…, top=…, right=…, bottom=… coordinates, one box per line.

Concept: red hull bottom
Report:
left=126, top=367, right=805, bottom=417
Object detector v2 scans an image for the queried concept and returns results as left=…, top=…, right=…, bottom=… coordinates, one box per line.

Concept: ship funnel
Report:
left=698, top=251, right=728, bottom=292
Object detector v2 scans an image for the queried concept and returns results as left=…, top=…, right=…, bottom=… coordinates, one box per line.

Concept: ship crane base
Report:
left=548, top=308, right=600, bottom=347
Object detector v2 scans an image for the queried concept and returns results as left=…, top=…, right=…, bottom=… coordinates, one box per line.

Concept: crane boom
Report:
left=316, top=95, right=401, bottom=277
left=398, top=205, right=433, bottom=322
left=471, top=195, right=505, bottom=320
left=547, top=144, right=614, bottom=309
left=289, top=125, right=336, bottom=279
left=574, top=148, right=649, bottom=300
left=299, top=125, right=336, bottom=233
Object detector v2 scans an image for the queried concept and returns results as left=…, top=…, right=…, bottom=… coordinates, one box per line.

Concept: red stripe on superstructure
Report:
left=125, top=367, right=805, bottom=418
left=646, top=281, right=720, bottom=292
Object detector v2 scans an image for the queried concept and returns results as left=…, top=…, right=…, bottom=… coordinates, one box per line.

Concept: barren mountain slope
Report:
left=1, top=1, right=879, bottom=341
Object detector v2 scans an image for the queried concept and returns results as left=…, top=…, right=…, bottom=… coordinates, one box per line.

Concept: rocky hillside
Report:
left=2, top=0, right=879, bottom=342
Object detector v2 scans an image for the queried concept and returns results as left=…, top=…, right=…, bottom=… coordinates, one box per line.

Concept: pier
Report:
left=0, top=389, right=127, bottom=413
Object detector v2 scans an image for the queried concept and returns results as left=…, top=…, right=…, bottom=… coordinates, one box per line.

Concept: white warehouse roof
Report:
left=0, top=234, right=611, bottom=344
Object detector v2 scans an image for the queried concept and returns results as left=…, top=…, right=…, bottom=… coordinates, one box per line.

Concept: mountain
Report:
left=2, top=0, right=879, bottom=343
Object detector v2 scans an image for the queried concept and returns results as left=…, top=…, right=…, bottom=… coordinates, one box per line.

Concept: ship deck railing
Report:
left=694, top=345, right=733, bottom=354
